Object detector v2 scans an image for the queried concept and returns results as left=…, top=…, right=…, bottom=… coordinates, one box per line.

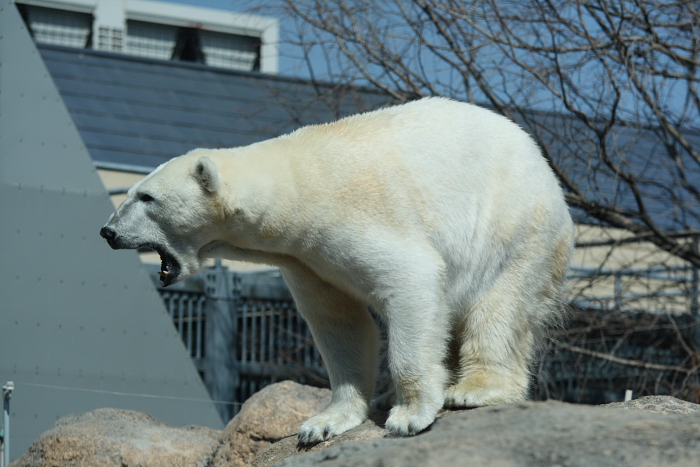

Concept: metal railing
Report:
left=162, top=291, right=206, bottom=360
left=149, top=262, right=700, bottom=418
left=148, top=262, right=326, bottom=421
left=568, top=265, right=700, bottom=316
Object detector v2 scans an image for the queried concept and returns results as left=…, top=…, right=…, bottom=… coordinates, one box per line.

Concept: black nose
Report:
left=100, top=226, right=116, bottom=243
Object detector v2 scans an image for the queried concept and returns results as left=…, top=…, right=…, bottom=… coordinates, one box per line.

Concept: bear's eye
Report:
left=139, top=193, right=155, bottom=203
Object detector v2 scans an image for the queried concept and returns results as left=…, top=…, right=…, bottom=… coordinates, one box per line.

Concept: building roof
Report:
left=528, top=111, right=700, bottom=232
left=38, top=43, right=699, bottom=232
left=38, top=43, right=388, bottom=172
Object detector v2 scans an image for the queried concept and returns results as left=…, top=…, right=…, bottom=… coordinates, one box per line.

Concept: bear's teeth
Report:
left=158, top=271, right=169, bottom=277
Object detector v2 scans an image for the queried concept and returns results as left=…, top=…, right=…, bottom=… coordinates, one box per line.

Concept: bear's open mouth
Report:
left=153, top=246, right=180, bottom=287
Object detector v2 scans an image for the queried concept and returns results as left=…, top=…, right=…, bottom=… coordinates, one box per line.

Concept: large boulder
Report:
left=259, top=396, right=700, bottom=467
left=212, top=380, right=331, bottom=467
left=9, top=381, right=330, bottom=467
left=8, top=408, right=220, bottom=467
left=11, top=382, right=700, bottom=467
left=253, top=407, right=457, bottom=467
left=605, top=395, right=700, bottom=415
left=253, top=412, right=388, bottom=467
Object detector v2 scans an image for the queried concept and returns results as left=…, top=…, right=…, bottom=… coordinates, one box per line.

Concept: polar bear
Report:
left=100, top=97, right=574, bottom=443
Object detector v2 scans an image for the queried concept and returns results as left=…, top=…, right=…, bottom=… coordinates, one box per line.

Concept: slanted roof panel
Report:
left=516, top=111, right=700, bottom=231
left=39, top=44, right=389, bottom=169
left=1, top=5, right=223, bottom=460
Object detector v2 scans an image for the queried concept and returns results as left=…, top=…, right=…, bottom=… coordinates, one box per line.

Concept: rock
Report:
left=9, top=408, right=221, bottom=467
left=604, top=395, right=700, bottom=415
left=253, top=407, right=457, bottom=467
left=253, top=413, right=387, bottom=467
left=11, top=381, right=700, bottom=467
left=261, top=398, right=700, bottom=467
left=212, top=380, right=332, bottom=467
left=10, top=381, right=330, bottom=467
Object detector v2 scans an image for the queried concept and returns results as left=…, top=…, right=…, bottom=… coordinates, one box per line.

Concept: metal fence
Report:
left=568, top=265, right=700, bottom=315
left=149, top=262, right=700, bottom=421
left=535, top=308, right=699, bottom=404
left=162, top=290, right=207, bottom=360
left=539, top=264, right=700, bottom=404
left=147, top=262, right=326, bottom=421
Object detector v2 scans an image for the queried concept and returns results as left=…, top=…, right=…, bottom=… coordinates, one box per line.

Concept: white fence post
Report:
left=2, top=382, right=14, bottom=467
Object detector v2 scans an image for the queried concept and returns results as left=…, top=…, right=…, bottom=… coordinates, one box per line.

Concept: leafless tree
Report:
left=250, top=0, right=700, bottom=402
left=264, top=0, right=700, bottom=263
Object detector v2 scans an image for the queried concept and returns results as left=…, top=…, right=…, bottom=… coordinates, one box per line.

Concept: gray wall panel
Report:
left=0, top=2, right=223, bottom=462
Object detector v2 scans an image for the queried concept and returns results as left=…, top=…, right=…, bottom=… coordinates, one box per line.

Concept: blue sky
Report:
left=163, top=0, right=691, bottom=126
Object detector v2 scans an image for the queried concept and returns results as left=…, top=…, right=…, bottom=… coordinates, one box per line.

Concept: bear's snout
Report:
left=100, top=226, right=119, bottom=249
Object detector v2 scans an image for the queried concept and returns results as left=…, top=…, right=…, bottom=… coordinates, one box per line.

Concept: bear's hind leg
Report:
left=446, top=228, right=570, bottom=407
left=281, top=265, right=379, bottom=444
left=445, top=275, right=536, bottom=408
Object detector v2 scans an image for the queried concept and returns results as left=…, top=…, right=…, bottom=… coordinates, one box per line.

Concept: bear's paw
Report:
left=444, top=372, right=527, bottom=407
left=298, top=406, right=366, bottom=444
left=384, top=401, right=440, bottom=436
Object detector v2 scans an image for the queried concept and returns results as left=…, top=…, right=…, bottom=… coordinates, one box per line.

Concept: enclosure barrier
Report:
left=150, top=262, right=700, bottom=419
left=148, top=262, right=325, bottom=421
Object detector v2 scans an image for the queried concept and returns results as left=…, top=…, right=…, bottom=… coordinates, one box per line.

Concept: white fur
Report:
left=103, top=98, right=574, bottom=442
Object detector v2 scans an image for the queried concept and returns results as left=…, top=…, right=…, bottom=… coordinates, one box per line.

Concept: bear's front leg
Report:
left=375, top=261, right=449, bottom=436
left=281, top=265, right=379, bottom=444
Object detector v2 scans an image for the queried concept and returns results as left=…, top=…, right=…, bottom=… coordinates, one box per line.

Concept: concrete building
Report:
left=17, top=0, right=278, bottom=73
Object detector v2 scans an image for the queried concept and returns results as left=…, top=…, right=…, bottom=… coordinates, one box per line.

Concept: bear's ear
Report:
left=195, top=156, right=221, bottom=193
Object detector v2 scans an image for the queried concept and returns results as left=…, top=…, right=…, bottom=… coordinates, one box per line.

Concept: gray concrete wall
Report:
left=0, top=1, right=222, bottom=461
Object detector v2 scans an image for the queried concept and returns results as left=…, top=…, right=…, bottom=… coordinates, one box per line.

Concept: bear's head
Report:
left=100, top=151, right=224, bottom=287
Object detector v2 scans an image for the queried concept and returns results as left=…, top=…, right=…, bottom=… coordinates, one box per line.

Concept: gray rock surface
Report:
left=9, top=381, right=330, bottom=467
left=10, top=383, right=700, bottom=467
left=265, top=399, right=700, bottom=467
left=253, top=407, right=458, bottom=467
left=212, top=380, right=331, bottom=467
left=253, top=411, right=388, bottom=467
left=605, top=395, right=700, bottom=415
left=8, top=408, right=221, bottom=467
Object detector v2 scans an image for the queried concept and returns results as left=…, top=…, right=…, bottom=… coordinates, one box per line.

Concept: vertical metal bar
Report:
left=186, top=294, right=193, bottom=356
left=2, top=382, right=13, bottom=467
left=241, top=302, right=248, bottom=364
left=251, top=302, right=257, bottom=364
left=304, top=319, right=311, bottom=369
left=295, top=307, right=302, bottom=365
left=614, top=273, right=623, bottom=309
left=178, top=295, right=185, bottom=341
left=203, top=264, right=240, bottom=422
left=196, top=296, right=204, bottom=359
left=260, top=303, right=267, bottom=364
left=231, top=272, right=240, bottom=399
left=284, top=303, right=291, bottom=365
left=269, top=304, right=275, bottom=367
